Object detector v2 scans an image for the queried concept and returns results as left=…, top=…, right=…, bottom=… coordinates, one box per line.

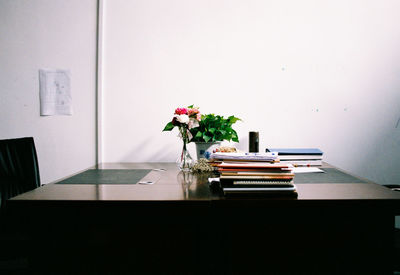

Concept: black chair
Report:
left=0, top=137, right=41, bottom=209
left=0, top=137, right=41, bottom=273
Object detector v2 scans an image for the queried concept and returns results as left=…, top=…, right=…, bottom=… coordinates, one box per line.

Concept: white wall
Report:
left=102, top=0, right=400, bottom=186
left=0, top=0, right=98, bottom=184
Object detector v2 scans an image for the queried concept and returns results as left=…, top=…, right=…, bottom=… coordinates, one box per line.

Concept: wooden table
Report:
left=7, top=162, right=400, bottom=274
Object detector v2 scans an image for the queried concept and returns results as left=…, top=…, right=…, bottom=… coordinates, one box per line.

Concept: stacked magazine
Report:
left=210, top=152, right=297, bottom=197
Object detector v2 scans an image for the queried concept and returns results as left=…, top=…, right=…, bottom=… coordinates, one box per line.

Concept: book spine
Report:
left=220, top=178, right=294, bottom=187
left=220, top=172, right=295, bottom=176
left=218, top=168, right=293, bottom=172
left=220, top=175, right=294, bottom=180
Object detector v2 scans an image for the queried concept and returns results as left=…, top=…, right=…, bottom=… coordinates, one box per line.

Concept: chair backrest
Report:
left=0, top=137, right=41, bottom=208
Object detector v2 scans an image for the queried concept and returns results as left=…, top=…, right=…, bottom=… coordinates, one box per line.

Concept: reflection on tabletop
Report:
left=178, top=171, right=215, bottom=199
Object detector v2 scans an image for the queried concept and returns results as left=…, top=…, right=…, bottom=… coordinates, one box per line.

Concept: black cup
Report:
left=249, top=132, right=259, bottom=153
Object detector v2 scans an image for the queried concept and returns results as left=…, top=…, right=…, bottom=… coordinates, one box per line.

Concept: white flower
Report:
left=188, top=118, right=199, bottom=129
left=175, top=114, right=189, bottom=124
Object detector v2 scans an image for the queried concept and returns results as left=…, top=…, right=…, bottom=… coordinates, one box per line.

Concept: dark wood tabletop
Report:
left=9, top=162, right=400, bottom=211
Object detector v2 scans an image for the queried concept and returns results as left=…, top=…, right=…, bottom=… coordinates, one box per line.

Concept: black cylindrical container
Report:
left=249, top=131, right=259, bottom=153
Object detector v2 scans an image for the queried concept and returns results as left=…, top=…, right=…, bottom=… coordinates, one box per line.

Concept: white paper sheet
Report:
left=293, top=167, right=324, bottom=173
left=39, top=69, right=72, bottom=116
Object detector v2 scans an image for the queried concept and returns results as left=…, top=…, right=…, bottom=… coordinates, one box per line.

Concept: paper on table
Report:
left=39, top=69, right=72, bottom=116
left=293, top=167, right=324, bottom=173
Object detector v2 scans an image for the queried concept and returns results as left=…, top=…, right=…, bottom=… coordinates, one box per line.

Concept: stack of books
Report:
left=266, top=148, right=324, bottom=166
left=210, top=152, right=296, bottom=196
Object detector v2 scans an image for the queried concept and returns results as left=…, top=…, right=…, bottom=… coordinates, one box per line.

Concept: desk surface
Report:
left=7, top=163, right=400, bottom=273
left=9, top=162, right=400, bottom=210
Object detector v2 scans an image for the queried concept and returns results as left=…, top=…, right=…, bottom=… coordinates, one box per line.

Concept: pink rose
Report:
left=174, top=108, right=187, bottom=115
left=188, top=108, right=199, bottom=116
left=196, top=113, right=201, bottom=121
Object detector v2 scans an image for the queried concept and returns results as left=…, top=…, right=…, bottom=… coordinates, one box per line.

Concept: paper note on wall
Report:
left=39, top=69, right=72, bottom=116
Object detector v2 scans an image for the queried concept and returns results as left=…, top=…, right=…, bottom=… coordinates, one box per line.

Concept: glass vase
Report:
left=176, top=138, right=194, bottom=172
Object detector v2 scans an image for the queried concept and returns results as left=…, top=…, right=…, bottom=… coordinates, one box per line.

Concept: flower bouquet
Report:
left=163, top=105, right=201, bottom=171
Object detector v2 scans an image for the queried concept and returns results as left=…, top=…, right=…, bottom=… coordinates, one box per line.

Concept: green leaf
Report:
left=206, top=114, right=214, bottom=119
left=218, top=129, right=227, bottom=136
left=195, top=131, right=203, bottom=139
left=228, top=115, right=241, bottom=124
left=232, top=130, right=239, bottom=142
left=163, top=122, right=175, bottom=131
left=203, top=132, right=212, bottom=142
left=187, top=104, right=194, bottom=108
